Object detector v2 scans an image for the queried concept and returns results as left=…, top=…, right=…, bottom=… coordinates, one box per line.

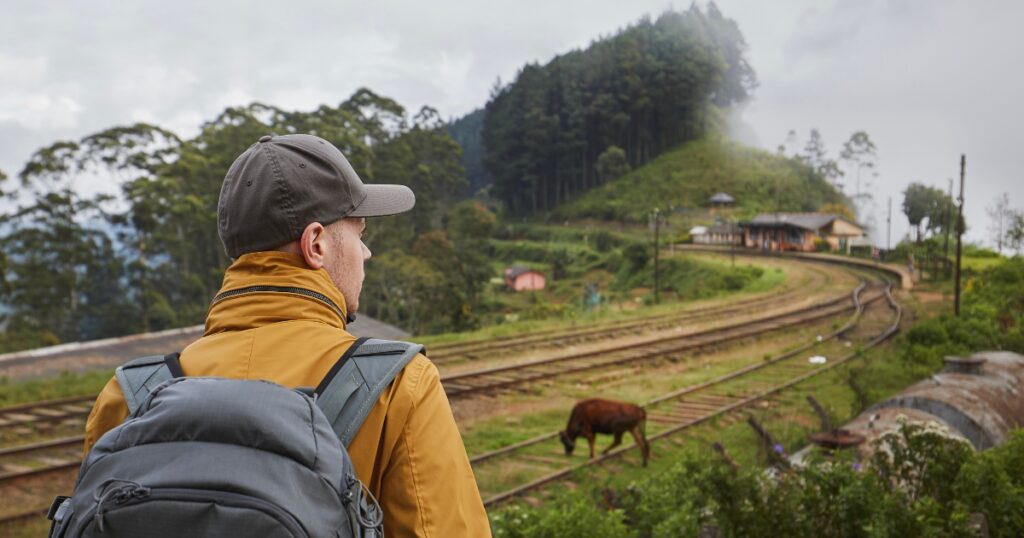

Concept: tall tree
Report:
left=596, top=146, right=631, bottom=183
left=446, top=108, right=489, bottom=195
left=839, top=131, right=877, bottom=200
left=987, top=192, right=1012, bottom=254
left=0, top=189, right=133, bottom=345
left=903, top=183, right=952, bottom=243
left=481, top=6, right=750, bottom=215
left=801, top=129, right=843, bottom=191
left=1007, top=210, right=1024, bottom=254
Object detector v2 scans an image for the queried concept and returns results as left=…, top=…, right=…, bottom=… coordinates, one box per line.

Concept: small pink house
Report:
left=504, top=266, right=546, bottom=292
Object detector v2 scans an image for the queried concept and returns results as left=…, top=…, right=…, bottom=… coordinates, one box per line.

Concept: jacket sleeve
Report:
left=380, top=358, right=491, bottom=537
left=83, top=376, right=131, bottom=454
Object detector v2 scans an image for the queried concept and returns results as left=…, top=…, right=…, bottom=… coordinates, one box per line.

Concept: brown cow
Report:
left=558, top=398, right=650, bottom=467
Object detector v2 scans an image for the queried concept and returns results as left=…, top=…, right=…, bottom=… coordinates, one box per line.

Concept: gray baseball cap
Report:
left=218, top=133, right=415, bottom=258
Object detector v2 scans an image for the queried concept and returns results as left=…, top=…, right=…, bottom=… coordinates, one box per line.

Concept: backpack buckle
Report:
left=47, top=496, right=70, bottom=521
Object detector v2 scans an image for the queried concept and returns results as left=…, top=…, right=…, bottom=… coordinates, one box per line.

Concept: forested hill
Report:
left=552, top=137, right=847, bottom=223
left=446, top=108, right=488, bottom=196
left=453, top=4, right=756, bottom=214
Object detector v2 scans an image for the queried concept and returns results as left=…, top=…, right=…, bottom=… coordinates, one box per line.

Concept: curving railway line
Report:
left=441, top=284, right=877, bottom=399
left=473, top=273, right=902, bottom=507
left=0, top=256, right=904, bottom=527
left=427, top=261, right=841, bottom=364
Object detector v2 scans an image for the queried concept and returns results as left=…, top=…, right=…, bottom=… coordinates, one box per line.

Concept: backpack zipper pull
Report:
left=93, top=479, right=146, bottom=533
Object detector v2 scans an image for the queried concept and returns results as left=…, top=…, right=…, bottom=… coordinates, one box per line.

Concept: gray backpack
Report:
left=48, top=337, right=422, bottom=538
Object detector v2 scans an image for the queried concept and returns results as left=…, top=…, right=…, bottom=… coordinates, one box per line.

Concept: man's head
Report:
left=217, top=134, right=414, bottom=315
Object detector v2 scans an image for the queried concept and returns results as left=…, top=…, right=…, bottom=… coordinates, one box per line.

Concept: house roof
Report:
left=506, top=265, right=542, bottom=280
left=709, top=192, right=735, bottom=204
left=742, top=213, right=861, bottom=232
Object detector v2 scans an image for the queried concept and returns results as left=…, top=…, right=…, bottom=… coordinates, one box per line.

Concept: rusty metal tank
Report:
left=837, top=351, right=1024, bottom=452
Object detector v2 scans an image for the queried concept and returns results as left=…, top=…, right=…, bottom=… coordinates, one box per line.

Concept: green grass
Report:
left=962, top=256, right=1006, bottom=271
left=480, top=281, right=946, bottom=504
left=553, top=136, right=845, bottom=223
left=416, top=253, right=786, bottom=347
left=0, top=369, right=114, bottom=407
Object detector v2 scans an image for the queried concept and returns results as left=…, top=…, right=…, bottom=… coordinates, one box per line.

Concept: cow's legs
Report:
left=603, top=432, right=624, bottom=454
left=585, top=433, right=596, bottom=459
left=629, top=426, right=649, bottom=467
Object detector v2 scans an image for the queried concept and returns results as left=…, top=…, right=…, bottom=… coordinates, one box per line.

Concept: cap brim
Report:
left=349, top=184, right=416, bottom=217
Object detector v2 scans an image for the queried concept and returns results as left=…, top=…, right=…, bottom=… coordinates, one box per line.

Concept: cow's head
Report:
left=559, top=430, right=575, bottom=456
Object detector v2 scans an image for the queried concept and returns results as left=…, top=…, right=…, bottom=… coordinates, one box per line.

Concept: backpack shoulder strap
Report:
left=315, top=338, right=424, bottom=447
left=115, top=353, right=183, bottom=416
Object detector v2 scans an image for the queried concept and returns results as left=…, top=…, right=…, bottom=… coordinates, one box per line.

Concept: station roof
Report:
left=741, top=213, right=860, bottom=232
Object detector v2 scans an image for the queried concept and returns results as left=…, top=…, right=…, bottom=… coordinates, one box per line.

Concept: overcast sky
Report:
left=1, top=0, right=1021, bottom=247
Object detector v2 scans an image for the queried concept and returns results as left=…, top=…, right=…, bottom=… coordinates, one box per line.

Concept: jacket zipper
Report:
left=73, top=486, right=309, bottom=537
left=212, top=285, right=346, bottom=322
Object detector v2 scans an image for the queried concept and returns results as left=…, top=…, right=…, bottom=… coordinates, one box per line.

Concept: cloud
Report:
left=1, top=0, right=1021, bottom=246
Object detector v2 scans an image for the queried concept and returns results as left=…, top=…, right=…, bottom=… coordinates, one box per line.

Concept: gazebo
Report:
left=708, top=192, right=735, bottom=209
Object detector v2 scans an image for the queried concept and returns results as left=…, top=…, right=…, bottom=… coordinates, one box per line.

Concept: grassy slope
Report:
left=553, top=136, right=846, bottom=224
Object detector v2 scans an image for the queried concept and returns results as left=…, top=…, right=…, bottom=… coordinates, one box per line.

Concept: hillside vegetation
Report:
left=481, top=5, right=756, bottom=215
left=553, top=136, right=846, bottom=223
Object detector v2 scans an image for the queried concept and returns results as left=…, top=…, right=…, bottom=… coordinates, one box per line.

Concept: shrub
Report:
left=593, top=230, right=616, bottom=252
left=492, top=423, right=1019, bottom=537
left=622, top=242, right=651, bottom=273
left=490, top=494, right=632, bottom=538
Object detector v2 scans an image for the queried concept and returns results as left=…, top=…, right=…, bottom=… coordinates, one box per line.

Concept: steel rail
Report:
left=0, top=284, right=874, bottom=518
left=0, top=435, right=84, bottom=458
left=443, top=287, right=871, bottom=399
left=0, top=507, right=49, bottom=527
left=0, top=459, right=82, bottom=483
left=429, top=263, right=838, bottom=359
left=0, top=396, right=95, bottom=435
left=481, top=275, right=901, bottom=508
left=430, top=282, right=824, bottom=362
left=469, top=281, right=870, bottom=465
left=468, top=282, right=875, bottom=466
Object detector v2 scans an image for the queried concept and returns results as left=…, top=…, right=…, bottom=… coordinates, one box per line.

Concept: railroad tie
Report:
left=32, top=408, right=68, bottom=418
left=1, top=413, right=37, bottom=424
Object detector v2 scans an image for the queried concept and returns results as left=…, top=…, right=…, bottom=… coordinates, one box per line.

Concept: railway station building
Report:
left=691, top=222, right=742, bottom=245
left=739, top=213, right=864, bottom=253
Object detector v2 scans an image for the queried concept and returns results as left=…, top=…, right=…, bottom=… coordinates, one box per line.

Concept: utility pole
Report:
left=886, top=197, right=892, bottom=251
left=944, top=178, right=953, bottom=277
left=954, top=155, right=966, bottom=316
left=651, top=208, right=661, bottom=305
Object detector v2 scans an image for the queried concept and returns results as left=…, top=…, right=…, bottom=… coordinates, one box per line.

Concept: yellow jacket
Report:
left=84, top=251, right=491, bottom=537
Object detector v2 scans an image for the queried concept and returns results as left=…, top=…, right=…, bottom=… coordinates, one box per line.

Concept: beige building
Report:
left=740, top=213, right=864, bottom=253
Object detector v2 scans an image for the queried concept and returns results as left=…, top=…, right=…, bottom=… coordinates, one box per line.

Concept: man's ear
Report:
left=299, top=222, right=327, bottom=269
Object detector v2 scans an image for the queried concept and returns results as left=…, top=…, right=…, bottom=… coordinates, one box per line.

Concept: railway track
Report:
left=0, top=270, right=862, bottom=495
left=474, top=273, right=901, bottom=508
left=428, top=262, right=840, bottom=363
left=441, top=282, right=876, bottom=399
left=0, top=396, right=94, bottom=451
left=0, top=258, right=899, bottom=526
left=0, top=276, right=858, bottom=490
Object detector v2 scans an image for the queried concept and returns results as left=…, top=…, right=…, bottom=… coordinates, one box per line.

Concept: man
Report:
left=84, top=133, right=491, bottom=536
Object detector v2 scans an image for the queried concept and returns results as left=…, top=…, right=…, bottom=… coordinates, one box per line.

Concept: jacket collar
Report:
left=204, top=251, right=349, bottom=335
